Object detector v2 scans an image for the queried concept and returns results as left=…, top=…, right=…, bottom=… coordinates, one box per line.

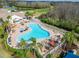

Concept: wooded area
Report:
left=39, top=3, right=79, bottom=33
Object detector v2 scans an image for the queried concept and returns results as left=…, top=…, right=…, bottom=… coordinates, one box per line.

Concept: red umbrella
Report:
left=49, top=40, right=55, bottom=47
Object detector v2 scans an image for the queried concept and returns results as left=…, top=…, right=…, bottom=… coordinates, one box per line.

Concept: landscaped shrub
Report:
left=46, top=54, right=52, bottom=58
left=0, top=26, right=4, bottom=38
left=75, top=26, right=79, bottom=33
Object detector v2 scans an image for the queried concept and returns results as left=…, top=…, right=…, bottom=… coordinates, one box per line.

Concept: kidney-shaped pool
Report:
left=17, top=23, right=50, bottom=41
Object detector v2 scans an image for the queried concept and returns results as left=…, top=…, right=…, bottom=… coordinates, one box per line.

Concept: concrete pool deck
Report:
left=8, top=22, right=51, bottom=48
left=8, top=16, right=63, bottom=48
left=8, top=22, right=31, bottom=48
left=7, top=14, right=63, bottom=49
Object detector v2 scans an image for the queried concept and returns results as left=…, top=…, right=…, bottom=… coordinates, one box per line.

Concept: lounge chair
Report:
left=24, top=27, right=28, bottom=31
left=20, top=28, right=24, bottom=32
left=8, top=37, right=11, bottom=45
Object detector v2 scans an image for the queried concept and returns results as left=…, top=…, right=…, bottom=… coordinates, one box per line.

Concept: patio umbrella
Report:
left=49, top=40, right=55, bottom=47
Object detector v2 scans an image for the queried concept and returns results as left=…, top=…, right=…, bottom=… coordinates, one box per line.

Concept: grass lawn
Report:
left=0, top=44, right=12, bottom=58
left=0, top=39, right=12, bottom=58
left=0, top=25, right=12, bottom=58
left=26, top=50, right=36, bottom=58
left=26, top=8, right=49, bottom=16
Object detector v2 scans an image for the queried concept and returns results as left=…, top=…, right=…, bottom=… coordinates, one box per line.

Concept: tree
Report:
left=39, top=3, right=79, bottom=33
left=46, top=54, right=52, bottom=58
left=0, top=18, right=4, bottom=23
left=19, top=38, right=26, bottom=49
left=0, top=0, right=3, bottom=8
left=7, top=15, right=11, bottom=21
left=75, top=26, right=79, bottom=33
left=0, top=26, right=4, bottom=38
left=30, top=37, right=36, bottom=46
left=29, top=37, right=42, bottom=57
left=14, top=49, right=27, bottom=58
left=2, top=21, right=9, bottom=33
left=63, top=31, right=76, bottom=49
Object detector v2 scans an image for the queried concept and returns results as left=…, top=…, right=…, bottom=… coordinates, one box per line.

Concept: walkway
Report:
left=43, top=40, right=65, bottom=58
left=0, top=44, right=12, bottom=58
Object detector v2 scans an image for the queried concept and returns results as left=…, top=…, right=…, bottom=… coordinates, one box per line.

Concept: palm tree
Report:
left=7, top=15, right=11, bottom=21
left=30, top=37, right=37, bottom=46
left=0, top=18, right=4, bottom=23
left=29, top=37, right=42, bottom=57
left=2, top=21, right=10, bottom=33
left=29, top=37, right=37, bottom=56
left=25, top=11, right=33, bottom=20
left=0, top=26, right=4, bottom=38
left=63, top=31, right=76, bottom=50
left=46, top=54, right=52, bottom=58
left=19, top=38, right=26, bottom=49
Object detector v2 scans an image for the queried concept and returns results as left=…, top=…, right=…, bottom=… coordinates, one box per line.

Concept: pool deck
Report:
left=8, top=22, right=31, bottom=48
left=9, top=22, right=52, bottom=48
left=7, top=15, right=63, bottom=49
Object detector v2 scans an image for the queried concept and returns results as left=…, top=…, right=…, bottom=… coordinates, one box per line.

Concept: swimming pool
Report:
left=17, top=23, right=50, bottom=41
left=64, top=50, right=79, bottom=58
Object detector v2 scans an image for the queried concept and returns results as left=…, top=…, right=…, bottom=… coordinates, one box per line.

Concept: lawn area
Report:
left=0, top=43, right=12, bottom=58
left=0, top=22, right=12, bottom=58
left=0, top=36, right=12, bottom=58
left=26, top=8, right=49, bottom=17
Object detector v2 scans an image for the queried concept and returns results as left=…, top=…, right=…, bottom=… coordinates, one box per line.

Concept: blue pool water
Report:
left=18, top=23, right=50, bottom=41
left=64, top=50, right=79, bottom=58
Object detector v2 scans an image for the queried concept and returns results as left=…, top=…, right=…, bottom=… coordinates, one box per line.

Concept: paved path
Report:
left=43, top=40, right=65, bottom=58
left=0, top=44, right=12, bottom=58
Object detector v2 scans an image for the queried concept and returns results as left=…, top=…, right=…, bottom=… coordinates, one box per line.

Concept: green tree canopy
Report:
left=63, top=31, right=76, bottom=47
left=19, top=38, right=26, bottom=49
left=30, top=37, right=36, bottom=46
left=0, top=18, right=4, bottom=23
left=46, top=54, right=52, bottom=58
left=0, top=26, right=4, bottom=36
left=7, top=15, right=11, bottom=21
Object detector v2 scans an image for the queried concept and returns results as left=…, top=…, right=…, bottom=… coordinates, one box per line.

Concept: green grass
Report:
left=0, top=32, right=12, bottom=57
left=30, top=8, right=49, bottom=13
left=26, top=8, right=49, bottom=16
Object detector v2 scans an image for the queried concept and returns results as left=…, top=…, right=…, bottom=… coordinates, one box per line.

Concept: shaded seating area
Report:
left=38, top=33, right=63, bottom=55
left=39, top=39, right=56, bottom=54
left=49, top=40, right=55, bottom=47
left=19, top=26, right=29, bottom=32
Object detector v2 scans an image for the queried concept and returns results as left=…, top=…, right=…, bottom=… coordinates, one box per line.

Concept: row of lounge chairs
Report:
left=20, top=27, right=28, bottom=32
